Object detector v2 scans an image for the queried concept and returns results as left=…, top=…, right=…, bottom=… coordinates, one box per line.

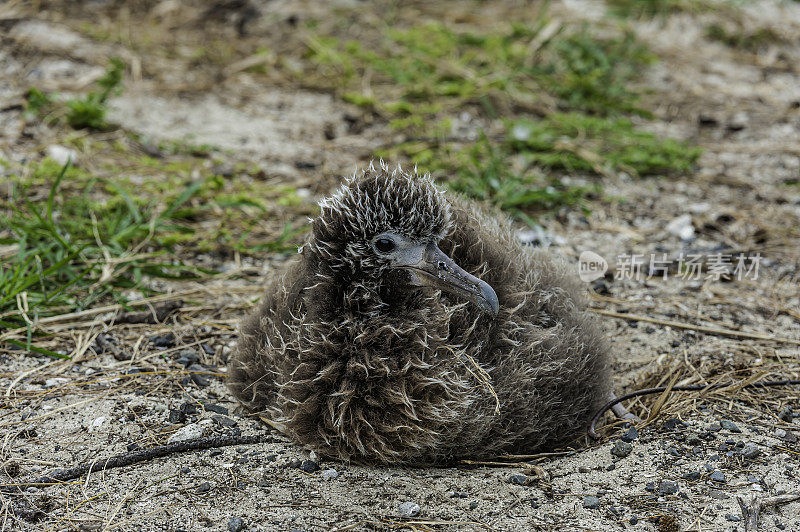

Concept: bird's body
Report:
left=229, top=163, right=610, bottom=464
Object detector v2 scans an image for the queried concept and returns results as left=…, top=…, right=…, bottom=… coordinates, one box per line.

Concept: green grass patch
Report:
left=299, top=14, right=697, bottom=220
left=506, top=113, right=701, bottom=176
left=705, top=23, right=785, bottom=51
left=306, top=21, right=654, bottom=122
left=0, top=150, right=310, bottom=356
left=25, top=58, right=125, bottom=130
left=607, top=0, right=713, bottom=18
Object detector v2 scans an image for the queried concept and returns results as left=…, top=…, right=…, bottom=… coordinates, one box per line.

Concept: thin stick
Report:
left=592, top=309, right=800, bottom=346
left=737, top=493, right=800, bottom=531
left=3, top=432, right=276, bottom=494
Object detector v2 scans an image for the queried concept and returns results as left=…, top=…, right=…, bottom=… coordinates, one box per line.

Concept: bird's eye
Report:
left=374, top=238, right=396, bottom=253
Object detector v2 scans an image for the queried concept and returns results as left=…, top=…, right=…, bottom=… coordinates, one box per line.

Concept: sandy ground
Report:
left=1, top=1, right=799, bottom=530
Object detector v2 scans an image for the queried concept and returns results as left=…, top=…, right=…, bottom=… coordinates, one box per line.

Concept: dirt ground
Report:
left=1, top=0, right=799, bottom=531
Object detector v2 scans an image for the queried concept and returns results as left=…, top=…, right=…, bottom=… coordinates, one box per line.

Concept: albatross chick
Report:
left=229, top=162, right=610, bottom=464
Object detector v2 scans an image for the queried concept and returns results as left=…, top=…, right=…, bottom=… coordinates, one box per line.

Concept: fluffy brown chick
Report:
left=228, top=162, right=610, bottom=464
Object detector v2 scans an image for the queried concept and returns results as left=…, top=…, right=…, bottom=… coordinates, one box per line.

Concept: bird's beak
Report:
left=402, top=242, right=499, bottom=318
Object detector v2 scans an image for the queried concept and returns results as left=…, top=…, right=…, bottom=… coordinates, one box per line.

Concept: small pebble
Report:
left=508, top=474, right=528, bottom=485
left=300, top=460, right=320, bottom=473
left=582, top=495, right=600, bottom=509
left=149, top=333, right=176, bottom=348
left=212, top=415, right=237, bottom=428
left=168, top=409, right=186, bottom=424
left=720, top=419, right=741, bottom=433
left=321, top=468, right=339, bottom=480
left=658, top=481, right=678, bottom=495
left=682, top=471, right=701, bottom=481
left=710, top=471, right=726, bottom=483
left=196, top=482, right=211, bottom=494
left=46, top=145, right=78, bottom=166
left=188, top=364, right=210, bottom=387
left=168, top=423, right=204, bottom=443
left=725, top=514, right=741, bottom=522
left=398, top=501, right=420, bottom=518
left=469, top=502, right=478, bottom=510
left=685, top=433, right=701, bottom=446
left=227, top=517, right=245, bottom=532
left=778, top=406, right=793, bottom=423
left=741, top=443, right=760, bottom=459
left=621, top=427, right=638, bottom=442
left=611, top=441, right=633, bottom=458
left=204, top=403, right=229, bottom=415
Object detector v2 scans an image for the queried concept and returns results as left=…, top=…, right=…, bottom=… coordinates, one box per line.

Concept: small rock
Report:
left=710, top=471, right=726, bottom=483
left=168, top=409, right=186, bottom=423
left=686, top=433, right=702, bottom=446
left=725, top=514, right=741, bottom=522
left=168, top=423, right=204, bottom=443
left=665, top=214, right=694, bottom=240
left=46, top=145, right=78, bottom=166
left=611, top=441, right=633, bottom=458
left=707, top=423, right=722, bottom=432
left=682, top=471, right=701, bottom=481
left=658, top=481, right=678, bottom=495
left=621, top=427, right=638, bottom=442
left=180, top=402, right=198, bottom=415
left=212, top=415, right=237, bottom=428
left=469, top=501, right=478, bottom=510
left=203, top=404, right=229, bottom=415
left=300, top=460, right=319, bottom=473
left=398, top=501, right=420, bottom=518
left=778, top=406, right=793, bottom=423
left=149, top=333, right=175, bottom=348
left=227, top=517, right=245, bottom=532
left=321, top=468, right=339, bottom=480
left=582, top=495, right=601, bottom=509
left=188, top=363, right=210, bottom=387
left=709, top=489, right=728, bottom=500
left=508, top=474, right=528, bottom=485
left=645, top=482, right=656, bottom=492
left=720, top=419, right=741, bottom=433
left=196, top=482, right=211, bottom=494
left=175, top=349, right=199, bottom=368
left=727, top=111, right=748, bottom=132
left=741, top=443, right=760, bottom=459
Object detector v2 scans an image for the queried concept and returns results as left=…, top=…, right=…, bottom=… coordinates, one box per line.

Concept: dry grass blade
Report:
left=646, top=372, right=679, bottom=423
left=593, top=309, right=800, bottom=346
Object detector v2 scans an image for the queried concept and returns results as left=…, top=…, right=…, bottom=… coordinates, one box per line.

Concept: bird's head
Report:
left=308, top=162, right=499, bottom=317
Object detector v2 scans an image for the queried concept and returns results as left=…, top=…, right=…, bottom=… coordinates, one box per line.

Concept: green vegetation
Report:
left=304, top=17, right=698, bottom=218
left=607, top=0, right=712, bottom=18
left=705, top=23, right=784, bottom=51
left=0, top=148, right=309, bottom=357
left=25, top=58, right=125, bottom=130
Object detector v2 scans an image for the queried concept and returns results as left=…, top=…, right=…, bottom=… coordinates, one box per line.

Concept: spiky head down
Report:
left=309, top=162, right=453, bottom=274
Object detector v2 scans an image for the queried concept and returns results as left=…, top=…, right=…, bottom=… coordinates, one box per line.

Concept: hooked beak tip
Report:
left=480, top=281, right=500, bottom=318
